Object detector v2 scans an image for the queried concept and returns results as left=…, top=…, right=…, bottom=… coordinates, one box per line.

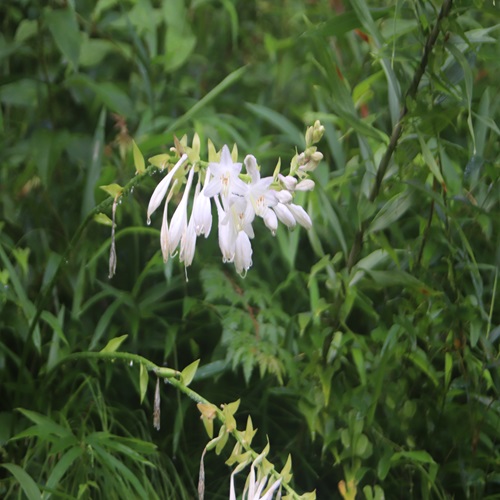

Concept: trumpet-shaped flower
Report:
left=147, top=154, right=188, bottom=224
left=204, top=145, right=246, bottom=203
left=168, top=165, right=195, bottom=257
left=192, top=169, right=213, bottom=237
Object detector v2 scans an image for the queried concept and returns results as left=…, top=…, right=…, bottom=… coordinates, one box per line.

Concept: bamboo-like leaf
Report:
left=418, top=135, right=445, bottom=185
left=100, top=334, right=128, bottom=353
left=1, top=464, right=41, bottom=500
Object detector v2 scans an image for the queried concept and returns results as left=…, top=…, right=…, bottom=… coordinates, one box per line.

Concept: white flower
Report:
left=204, top=145, right=246, bottom=203
left=230, top=464, right=282, bottom=500
left=278, top=174, right=297, bottom=191
left=295, top=179, right=315, bottom=191
left=179, top=214, right=197, bottom=269
left=244, top=155, right=278, bottom=221
left=272, top=202, right=296, bottom=228
left=234, top=230, right=253, bottom=277
left=147, top=154, right=188, bottom=224
left=168, top=165, right=195, bottom=257
left=288, top=203, right=312, bottom=229
left=192, top=170, right=212, bottom=237
left=214, top=196, right=236, bottom=263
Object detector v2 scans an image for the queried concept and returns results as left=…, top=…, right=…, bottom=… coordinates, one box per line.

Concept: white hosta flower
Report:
left=179, top=214, right=197, bottom=269
left=147, top=154, right=188, bottom=223
left=275, top=190, right=292, bottom=204
left=168, top=165, right=195, bottom=256
left=278, top=174, right=297, bottom=191
left=263, top=208, right=278, bottom=235
left=272, top=202, right=296, bottom=228
left=243, top=154, right=278, bottom=221
left=234, top=230, right=253, bottom=277
left=192, top=170, right=212, bottom=237
left=204, top=145, right=246, bottom=202
left=230, top=464, right=282, bottom=500
left=214, top=196, right=236, bottom=263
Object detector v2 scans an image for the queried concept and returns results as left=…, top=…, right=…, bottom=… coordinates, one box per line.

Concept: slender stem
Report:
left=27, top=162, right=160, bottom=340
left=347, top=0, right=454, bottom=269
left=57, top=350, right=305, bottom=498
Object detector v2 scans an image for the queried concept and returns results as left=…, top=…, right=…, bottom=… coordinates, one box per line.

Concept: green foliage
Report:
left=1, top=0, right=500, bottom=498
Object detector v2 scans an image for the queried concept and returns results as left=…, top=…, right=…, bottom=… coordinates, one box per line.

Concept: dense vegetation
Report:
left=1, top=0, right=499, bottom=498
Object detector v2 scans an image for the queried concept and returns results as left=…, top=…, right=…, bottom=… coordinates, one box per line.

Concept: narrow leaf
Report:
left=100, top=334, right=128, bottom=353
left=139, top=363, right=148, bottom=404
left=1, top=463, right=42, bottom=500
left=132, top=140, right=145, bottom=174
left=181, top=359, right=200, bottom=386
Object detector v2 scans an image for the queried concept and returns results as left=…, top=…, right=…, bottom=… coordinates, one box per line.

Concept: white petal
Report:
left=272, top=203, right=296, bottom=228
left=234, top=231, right=253, bottom=276
left=244, top=154, right=260, bottom=182
left=260, top=478, right=282, bottom=500
left=278, top=174, right=297, bottom=191
left=276, top=190, right=293, bottom=204
left=180, top=215, right=197, bottom=267
left=168, top=166, right=195, bottom=256
left=288, top=203, right=312, bottom=229
left=263, top=209, right=278, bottom=235
left=215, top=196, right=235, bottom=263
left=147, top=154, right=187, bottom=222
left=193, top=177, right=213, bottom=237
left=295, top=179, right=315, bottom=191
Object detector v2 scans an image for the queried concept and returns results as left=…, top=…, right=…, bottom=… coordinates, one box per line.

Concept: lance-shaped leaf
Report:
left=181, top=359, right=200, bottom=386
left=132, top=140, right=145, bottom=174
left=100, top=334, right=128, bottom=353
left=100, top=183, right=124, bottom=198
left=139, top=363, right=148, bottom=404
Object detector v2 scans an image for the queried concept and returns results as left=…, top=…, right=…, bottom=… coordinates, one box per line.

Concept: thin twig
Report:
left=347, top=0, right=454, bottom=269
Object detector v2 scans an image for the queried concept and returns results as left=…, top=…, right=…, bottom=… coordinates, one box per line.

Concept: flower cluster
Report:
left=147, top=121, right=324, bottom=277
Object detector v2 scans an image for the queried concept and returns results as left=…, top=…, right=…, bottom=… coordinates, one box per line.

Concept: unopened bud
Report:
left=278, top=174, right=297, bottom=191
left=312, top=120, right=325, bottom=143
left=296, top=179, right=315, bottom=191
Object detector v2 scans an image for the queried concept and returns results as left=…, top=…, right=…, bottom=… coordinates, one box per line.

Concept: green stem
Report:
left=56, top=350, right=307, bottom=499
left=27, top=163, right=160, bottom=341
left=347, top=0, right=454, bottom=269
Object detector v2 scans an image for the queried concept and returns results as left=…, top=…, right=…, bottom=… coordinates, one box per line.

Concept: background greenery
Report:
left=1, top=0, right=500, bottom=498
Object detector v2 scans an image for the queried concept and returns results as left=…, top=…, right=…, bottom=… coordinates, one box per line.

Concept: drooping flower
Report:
left=168, top=165, right=195, bottom=257
left=192, top=168, right=213, bottom=237
left=147, top=154, right=188, bottom=224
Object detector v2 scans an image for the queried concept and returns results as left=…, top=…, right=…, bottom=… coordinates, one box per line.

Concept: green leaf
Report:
left=166, top=66, right=248, bottom=132
left=244, top=102, right=304, bottom=147
left=181, top=359, right=200, bottom=386
left=100, top=334, right=128, bottom=353
left=1, top=464, right=41, bottom=500
left=132, top=140, right=146, bottom=174
left=82, top=108, right=106, bottom=218
left=100, top=183, right=123, bottom=198
left=44, top=447, right=84, bottom=497
left=139, top=363, right=148, bottom=404
left=418, top=134, right=445, bottom=185
left=367, top=190, right=414, bottom=233
left=44, top=7, right=81, bottom=69
left=391, top=450, right=436, bottom=464
left=93, top=213, right=113, bottom=226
